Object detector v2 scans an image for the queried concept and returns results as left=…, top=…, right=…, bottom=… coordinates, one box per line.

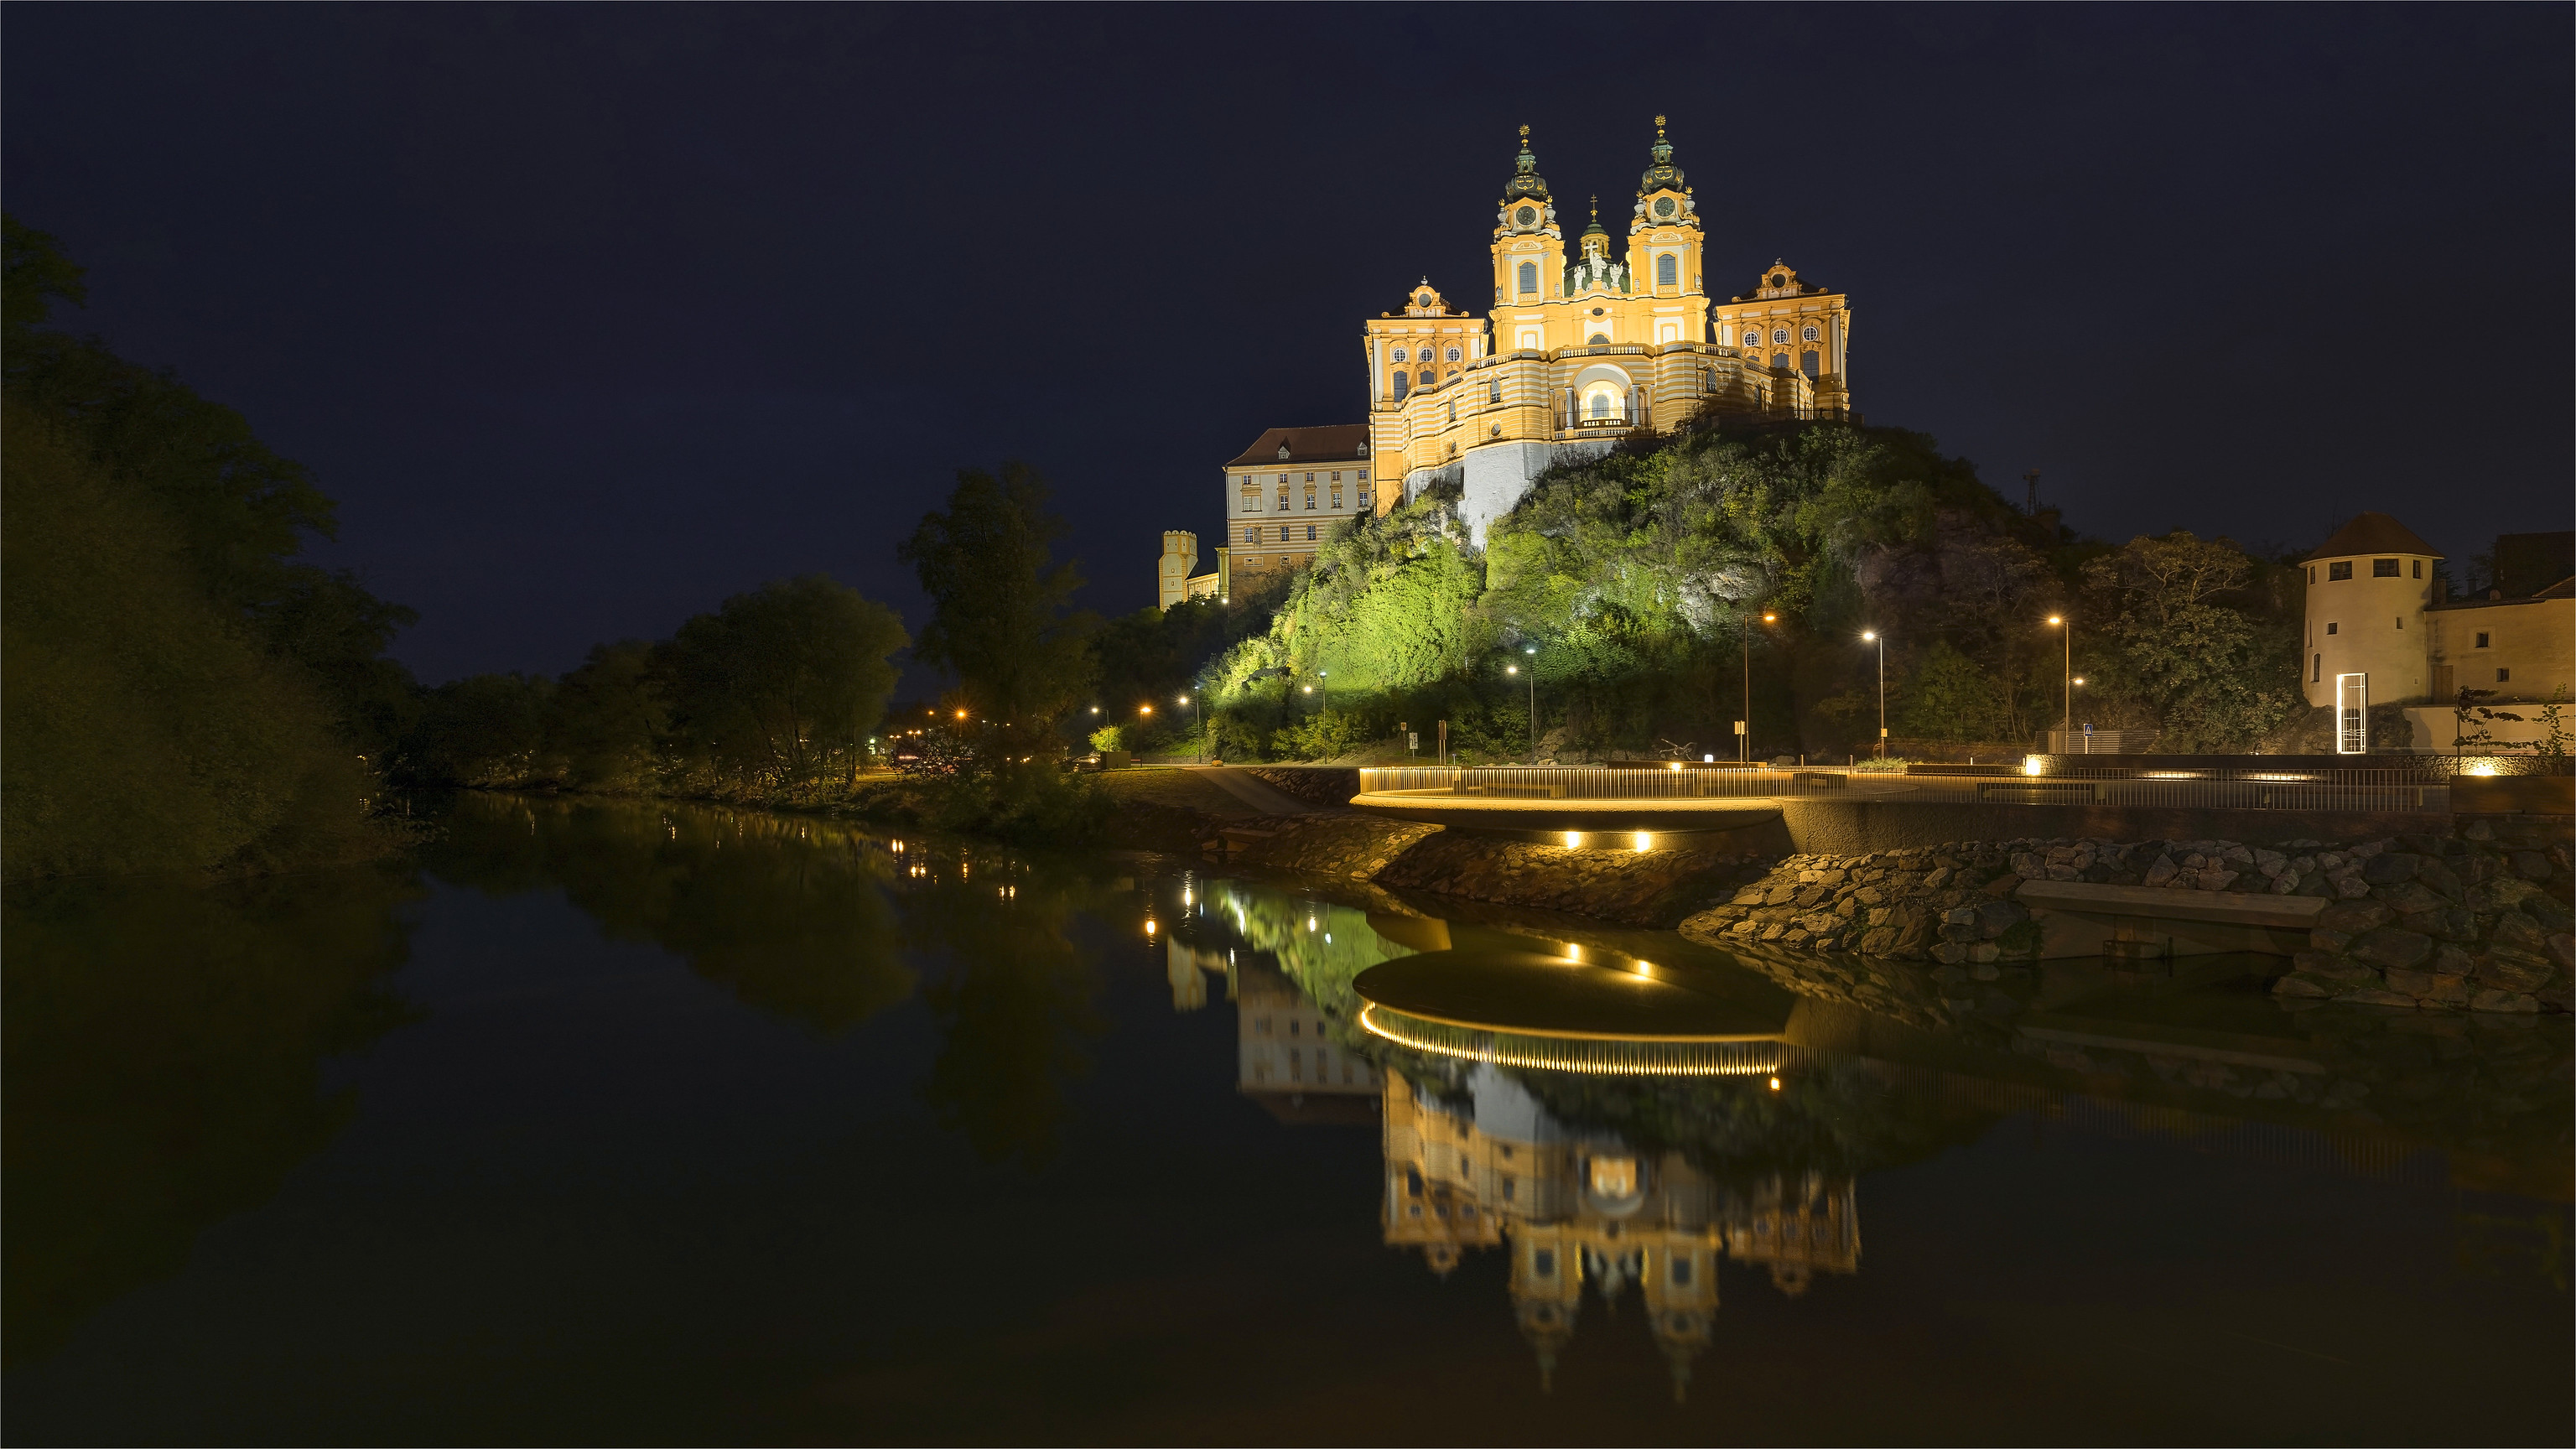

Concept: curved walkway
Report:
left=1185, top=766, right=1333, bottom=816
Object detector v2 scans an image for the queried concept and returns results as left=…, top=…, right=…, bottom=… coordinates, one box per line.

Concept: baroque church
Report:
left=1170, top=120, right=1856, bottom=604
left=1365, top=118, right=1854, bottom=547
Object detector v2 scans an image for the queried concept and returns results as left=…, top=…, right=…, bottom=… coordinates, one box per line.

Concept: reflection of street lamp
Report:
left=2044, top=615, right=2071, bottom=751
left=1742, top=610, right=1778, bottom=762
left=1861, top=629, right=1886, bottom=757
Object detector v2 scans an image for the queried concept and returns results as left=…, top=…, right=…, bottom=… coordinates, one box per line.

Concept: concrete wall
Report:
left=1775, top=798, right=2441, bottom=855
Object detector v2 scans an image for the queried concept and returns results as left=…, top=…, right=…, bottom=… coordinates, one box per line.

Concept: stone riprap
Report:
left=1678, top=825, right=2571, bottom=1015
left=2270, top=819, right=2573, bottom=1015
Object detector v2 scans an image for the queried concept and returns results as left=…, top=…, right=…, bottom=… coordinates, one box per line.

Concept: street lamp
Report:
left=1507, top=646, right=1537, bottom=762
left=1179, top=693, right=1201, bottom=763
left=1317, top=669, right=1329, bottom=713
left=1742, top=610, right=1778, bottom=763
left=1861, top=629, right=1886, bottom=758
left=2045, top=615, right=2071, bottom=753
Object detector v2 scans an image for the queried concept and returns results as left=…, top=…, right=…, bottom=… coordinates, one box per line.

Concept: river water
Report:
left=6, top=794, right=2568, bottom=1444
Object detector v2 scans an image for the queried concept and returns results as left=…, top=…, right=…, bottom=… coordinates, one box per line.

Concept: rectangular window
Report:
left=1502, top=1176, right=1516, bottom=1202
left=1533, top=1249, right=1555, bottom=1276
left=1305, top=472, right=1315, bottom=483
left=2412, top=560, right=2423, bottom=579
left=1331, top=471, right=1342, bottom=482
left=1672, top=1258, right=1692, bottom=1285
left=2476, top=631, right=2491, bottom=647
left=1306, top=524, right=1317, bottom=540
left=2308, top=566, right=2316, bottom=584
left=2327, top=622, right=2338, bottom=635
left=2329, top=562, right=2353, bottom=580
left=2312, top=653, right=2321, bottom=682
left=2497, top=667, right=2511, bottom=683
left=2373, top=558, right=2400, bottom=577
left=2396, top=616, right=2403, bottom=630
left=1331, top=490, right=1343, bottom=509
left=1357, top=470, right=1368, bottom=481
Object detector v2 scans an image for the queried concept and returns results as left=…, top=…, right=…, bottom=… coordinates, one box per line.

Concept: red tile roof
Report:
left=1227, top=424, right=1372, bottom=469
left=2305, top=511, right=2443, bottom=562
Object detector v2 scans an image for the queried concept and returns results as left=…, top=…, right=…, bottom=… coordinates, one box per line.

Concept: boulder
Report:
left=2512, top=850, right=2553, bottom=880
left=2197, top=870, right=2241, bottom=891
left=2491, top=910, right=2552, bottom=953
left=2334, top=988, right=2420, bottom=1008
left=2142, top=856, right=2179, bottom=888
left=2273, top=974, right=2333, bottom=998
left=2361, top=852, right=2421, bottom=885
left=2319, top=900, right=2392, bottom=933
left=2470, top=989, right=2540, bottom=1014
left=2334, top=875, right=2371, bottom=900
left=2349, top=927, right=2435, bottom=971
left=1975, top=899, right=2030, bottom=937
left=2471, top=953, right=2556, bottom=995
left=2309, top=927, right=2352, bottom=953
left=2369, top=880, right=2442, bottom=916
left=2414, top=856, right=2464, bottom=902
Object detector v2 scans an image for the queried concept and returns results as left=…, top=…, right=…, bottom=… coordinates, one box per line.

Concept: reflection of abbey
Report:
left=1383, top=1071, right=1857, bottom=1400
left=1161, top=119, right=1856, bottom=602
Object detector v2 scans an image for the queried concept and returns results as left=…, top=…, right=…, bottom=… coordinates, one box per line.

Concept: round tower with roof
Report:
left=2301, top=512, right=2444, bottom=713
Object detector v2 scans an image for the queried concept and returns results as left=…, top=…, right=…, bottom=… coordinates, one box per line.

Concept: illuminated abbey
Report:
left=1176, top=118, right=1857, bottom=600
left=1365, top=118, right=1854, bottom=544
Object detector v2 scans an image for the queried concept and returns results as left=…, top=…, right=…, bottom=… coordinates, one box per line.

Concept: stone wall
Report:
left=2270, top=818, right=2573, bottom=1014
left=1678, top=824, right=2573, bottom=1016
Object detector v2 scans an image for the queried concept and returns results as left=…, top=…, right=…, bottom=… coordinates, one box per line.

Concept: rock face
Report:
left=2267, top=819, right=2572, bottom=1015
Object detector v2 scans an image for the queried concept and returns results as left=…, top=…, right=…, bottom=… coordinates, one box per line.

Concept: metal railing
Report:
left=1355, top=763, right=2454, bottom=813
left=1358, top=765, right=1850, bottom=800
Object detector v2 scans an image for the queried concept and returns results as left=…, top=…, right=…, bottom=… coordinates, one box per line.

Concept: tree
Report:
left=661, top=574, right=906, bottom=787
left=2082, top=532, right=2300, bottom=752
left=897, top=463, right=1095, bottom=734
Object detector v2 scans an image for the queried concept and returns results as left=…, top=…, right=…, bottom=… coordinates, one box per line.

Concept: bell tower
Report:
left=1626, top=116, right=1708, bottom=345
left=1489, top=125, right=1566, bottom=351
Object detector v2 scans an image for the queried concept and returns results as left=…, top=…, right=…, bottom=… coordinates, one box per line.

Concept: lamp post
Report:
left=2045, top=615, right=2070, bottom=753
left=1742, top=610, right=1777, bottom=763
left=1861, top=630, right=1886, bottom=758
left=1505, top=645, right=1537, bottom=763
left=1317, top=669, right=1328, bottom=714
left=1179, top=693, right=1200, bottom=763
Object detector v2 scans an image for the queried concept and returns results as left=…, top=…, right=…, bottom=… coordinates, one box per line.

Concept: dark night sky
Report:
left=5, top=5, right=2568, bottom=686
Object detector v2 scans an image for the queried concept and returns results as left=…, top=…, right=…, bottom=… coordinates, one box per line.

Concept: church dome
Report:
left=1501, top=124, right=1550, bottom=205
left=1637, top=115, right=1688, bottom=197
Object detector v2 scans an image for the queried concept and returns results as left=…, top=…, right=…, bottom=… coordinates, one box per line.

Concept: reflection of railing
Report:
left=1359, top=1005, right=1781, bottom=1077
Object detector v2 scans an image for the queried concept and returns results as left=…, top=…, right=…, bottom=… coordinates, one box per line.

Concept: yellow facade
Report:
left=1368, top=120, right=1856, bottom=543
left=1380, top=1070, right=1857, bottom=1400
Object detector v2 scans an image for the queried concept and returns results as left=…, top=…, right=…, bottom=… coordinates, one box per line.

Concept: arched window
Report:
left=1588, top=391, right=1613, bottom=418
left=1772, top=353, right=1789, bottom=371
left=1801, top=350, right=1820, bottom=377
left=1392, top=371, right=1409, bottom=399
left=1419, top=369, right=1434, bottom=386
left=1587, top=333, right=1609, bottom=345
left=1655, top=253, right=1677, bottom=288
left=1517, top=261, right=1537, bottom=294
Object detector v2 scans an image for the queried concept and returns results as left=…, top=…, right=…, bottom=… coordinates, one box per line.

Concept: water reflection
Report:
left=1383, top=1068, right=1856, bottom=1400
left=1, top=867, right=419, bottom=1367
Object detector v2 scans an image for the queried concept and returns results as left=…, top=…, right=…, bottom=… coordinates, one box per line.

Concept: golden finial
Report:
left=1589, top=195, right=1597, bottom=218
left=1654, top=114, right=1667, bottom=133
left=1519, top=123, right=1530, bottom=143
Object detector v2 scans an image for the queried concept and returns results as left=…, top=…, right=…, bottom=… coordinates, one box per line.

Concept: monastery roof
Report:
left=2429, top=574, right=2575, bottom=611
left=2304, top=511, right=2443, bottom=562
left=1228, top=424, right=1371, bottom=468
